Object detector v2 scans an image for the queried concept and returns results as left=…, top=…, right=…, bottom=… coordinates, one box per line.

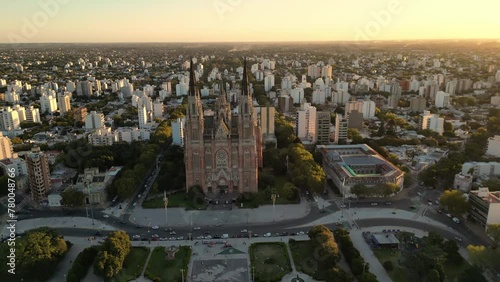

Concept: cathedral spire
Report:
left=242, top=58, right=250, bottom=97
left=189, top=58, right=198, bottom=97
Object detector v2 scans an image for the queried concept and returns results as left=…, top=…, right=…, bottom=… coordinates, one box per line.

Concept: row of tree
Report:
left=0, top=227, right=70, bottom=281
left=350, top=183, right=401, bottom=198
left=307, top=225, right=353, bottom=282
left=333, top=228, right=378, bottom=282
left=94, top=231, right=131, bottom=280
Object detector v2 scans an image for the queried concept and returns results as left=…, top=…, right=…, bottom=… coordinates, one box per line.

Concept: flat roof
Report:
left=343, top=155, right=386, bottom=166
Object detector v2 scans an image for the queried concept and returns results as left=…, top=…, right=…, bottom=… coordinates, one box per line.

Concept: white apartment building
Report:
left=486, top=136, right=500, bottom=157
left=1, top=107, right=20, bottom=130
left=333, top=89, right=351, bottom=105
left=153, top=101, right=164, bottom=119
left=491, top=96, right=500, bottom=106
left=0, top=157, right=27, bottom=176
left=172, top=117, right=185, bottom=146
left=40, top=93, right=58, bottom=113
left=84, top=111, right=105, bottom=129
left=12, top=105, right=26, bottom=122
left=88, top=127, right=115, bottom=146
left=264, top=75, right=275, bottom=92
left=420, top=111, right=444, bottom=135
left=461, top=162, right=500, bottom=177
left=296, top=102, right=317, bottom=143
left=469, top=188, right=500, bottom=229
left=290, top=88, right=305, bottom=104
left=138, top=104, right=148, bottom=129
left=57, top=92, right=72, bottom=115
left=345, top=99, right=376, bottom=119
left=5, top=91, right=20, bottom=104
left=435, top=91, right=451, bottom=108
left=25, top=106, right=41, bottom=123
left=0, top=132, right=13, bottom=160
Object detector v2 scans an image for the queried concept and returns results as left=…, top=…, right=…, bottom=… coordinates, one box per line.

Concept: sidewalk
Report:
left=129, top=201, right=311, bottom=227
left=0, top=217, right=116, bottom=238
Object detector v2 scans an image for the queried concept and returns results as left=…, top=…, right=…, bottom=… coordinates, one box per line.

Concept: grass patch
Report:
left=112, top=247, right=150, bottom=282
left=373, top=249, right=407, bottom=282
left=142, top=192, right=207, bottom=210
left=249, top=242, right=292, bottom=282
left=145, top=246, right=191, bottom=282
left=288, top=240, right=330, bottom=280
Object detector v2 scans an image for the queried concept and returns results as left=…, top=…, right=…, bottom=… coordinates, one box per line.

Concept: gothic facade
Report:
left=184, top=59, right=262, bottom=199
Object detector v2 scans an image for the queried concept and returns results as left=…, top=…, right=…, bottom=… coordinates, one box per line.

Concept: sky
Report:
left=1, top=0, right=500, bottom=43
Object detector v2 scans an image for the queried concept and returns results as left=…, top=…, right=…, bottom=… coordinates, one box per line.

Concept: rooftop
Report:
left=372, top=233, right=400, bottom=245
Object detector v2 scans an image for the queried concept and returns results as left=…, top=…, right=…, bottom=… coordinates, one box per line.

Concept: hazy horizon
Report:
left=2, top=0, right=500, bottom=43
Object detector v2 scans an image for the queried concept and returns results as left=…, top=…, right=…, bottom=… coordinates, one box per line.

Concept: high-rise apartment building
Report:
left=420, top=111, right=444, bottom=135
left=410, top=96, right=427, bottom=112
left=25, top=106, right=41, bottom=123
left=316, top=111, right=331, bottom=145
left=1, top=107, right=21, bottom=130
left=0, top=132, right=13, bottom=160
left=296, top=102, right=317, bottom=143
left=40, top=93, right=58, bottom=113
left=57, top=92, right=72, bottom=115
left=84, top=111, right=105, bottom=129
left=172, top=117, right=185, bottom=146
left=26, top=146, right=51, bottom=202
left=334, top=114, right=348, bottom=144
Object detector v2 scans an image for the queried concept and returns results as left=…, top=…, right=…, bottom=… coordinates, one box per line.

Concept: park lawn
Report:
left=373, top=249, right=407, bottom=282
left=145, top=246, right=191, bottom=282
left=444, top=260, right=471, bottom=282
left=249, top=242, right=292, bottom=282
left=288, top=240, right=329, bottom=280
left=142, top=192, right=207, bottom=210
left=112, top=247, right=150, bottom=282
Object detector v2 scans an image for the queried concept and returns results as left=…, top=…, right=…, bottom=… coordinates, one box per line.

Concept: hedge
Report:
left=66, top=246, right=100, bottom=282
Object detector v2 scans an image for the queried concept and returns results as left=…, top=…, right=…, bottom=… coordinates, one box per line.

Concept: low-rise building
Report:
left=469, top=188, right=500, bottom=229
left=453, top=173, right=473, bottom=192
left=317, top=144, right=404, bottom=197
left=75, top=166, right=122, bottom=205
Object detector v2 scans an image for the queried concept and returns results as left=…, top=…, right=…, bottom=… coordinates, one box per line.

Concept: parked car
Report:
left=240, top=229, right=248, bottom=233
left=371, top=203, right=378, bottom=206
left=263, top=233, right=271, bottom=237
left=152, top=225, right=159, bottom=230
left=103, top=214, right=109, bottom=218
left=452, top=217, right=460, bottom=224
left=193, top=227, right=201, bottom=230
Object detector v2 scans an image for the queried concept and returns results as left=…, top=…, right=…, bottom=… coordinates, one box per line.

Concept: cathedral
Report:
left=184, top=59, right=262, bottom=200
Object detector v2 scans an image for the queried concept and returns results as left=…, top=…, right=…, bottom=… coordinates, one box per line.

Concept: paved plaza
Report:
left=191, top=258, right=249, bottom=282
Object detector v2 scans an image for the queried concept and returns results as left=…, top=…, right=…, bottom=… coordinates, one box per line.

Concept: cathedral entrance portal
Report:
left=218, top=185, right=229, bottom=194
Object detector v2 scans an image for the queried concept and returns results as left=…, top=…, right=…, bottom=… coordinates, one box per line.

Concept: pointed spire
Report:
left=189, top=58, right=197, bottom=97
left=242, top=57, right=249, bottom=96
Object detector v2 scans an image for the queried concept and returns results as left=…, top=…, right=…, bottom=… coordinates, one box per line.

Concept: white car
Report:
left=103, top=214, right=109, bottom=218
left=132, top=235, right=141, bottom=239
left=193, top=227, right=201, bottom=230
left=446, top=213, right=452, bottom=218
left=263, top=233, right=271, bottom=237
left=152, top=225, right=159, bottom=230
left=133, top=203, right=137, bottom=207
left=240, top=229, right=248, bottom=233
left=205, top=235, right=212, bottom=239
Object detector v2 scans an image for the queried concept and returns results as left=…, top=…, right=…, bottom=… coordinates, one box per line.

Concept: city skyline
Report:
left=2, top=0, right=500, bottom=43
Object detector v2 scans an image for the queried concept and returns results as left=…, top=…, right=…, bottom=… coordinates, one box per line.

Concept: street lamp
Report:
left=271, top=190, right=277, bottom=222
left=163, top=190, right=168, bottom=228
left=252, top=266, right=255, bottom=282
left=86, top=182, right=95, bottom=226
left=180, top=268, right=185, bottom=282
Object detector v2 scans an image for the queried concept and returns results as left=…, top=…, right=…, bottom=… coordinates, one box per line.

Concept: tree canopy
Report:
left=439, top=190, right=470, bottom=216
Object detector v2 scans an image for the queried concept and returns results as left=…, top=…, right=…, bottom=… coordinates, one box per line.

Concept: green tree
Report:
left=425, top=269, right=441, bottom=282
left=458, top=266, right=488, bottom=282
left=115, top=177, right=137, bottom=199
left=326, top=267, right=353, bottom=282
left=439, top=190, right=470, bottom=216
left=486, top=224, right=500, bottom=248
left=94, top=231, right=131, bottom=279
left=61, top=188, right=85, bottom=207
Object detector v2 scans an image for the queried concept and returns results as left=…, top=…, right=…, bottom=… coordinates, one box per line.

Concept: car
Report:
left=427, top=202, right=433, bottom=206
left=410, top=205, right=417, bottom=209
left=446, top=213, right=452, bottom=218
left=419, top=182, right=424, bottom=186
left=215, top=223, right=223, bottom=227
left=437, top=209, right=443, bottom=213
left=138, top=194, right=142, bottom=198
left=165, top=228, right=173, bottom=232
left=28, top=207, right=34, bottom=211
left=120, top=221, right=126, bottom=224
left=135, top=225, right=142, bottom=229
left=95, top=231, right=103, bottom=236
left=297, top=231, right=305, bottom=236
left=340, top=204, right=346, bottom=208
left=263, top=233, right=271, bottom=237
left=454, top=236, right=463, bottom=242
left=103, top=214, right=109, bottom=218
left=205, top=235, right=212, bottom=239
left=435, top=200, right=440, bottom=205
left=240, top=229, right=248, bottom=233
left=253, top=234, right=259, bottom=237
left=177, top=236, right=184, bottom=240
left=132, top=235, right=141, bottom=239
left=280, top=232, right=289, bottom=236
left=151, top=234, right=160, bottom=238
left=152, top=225, right=159, bottom=230
left=452, top=217, right=460, bottom=224
left=371, top=203, right=378, bottom=206
left=193, top=227, right=201, bottom=230
left=196, top=235, right=204, bottom=239
left=213, top=235, right=222, bottom=239
left=417, top=192, right=422, bottom=196
left=385, top=202, right=391, bottom=205
left=169, top=231, right=177, bottom=235
left=133, top=203, right=137, bottom=207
